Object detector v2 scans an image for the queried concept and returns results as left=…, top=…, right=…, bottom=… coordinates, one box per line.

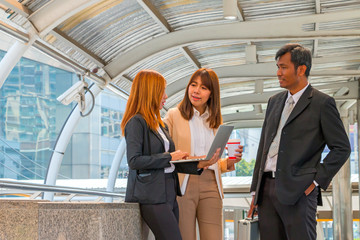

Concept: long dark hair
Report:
left=178, top=68, right=222, bottom=129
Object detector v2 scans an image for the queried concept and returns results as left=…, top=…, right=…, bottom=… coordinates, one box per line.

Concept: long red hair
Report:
left=121, top=70, right=166, bottom=135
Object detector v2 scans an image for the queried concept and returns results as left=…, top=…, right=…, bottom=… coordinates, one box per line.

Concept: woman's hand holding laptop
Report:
left=196, top=148, right=220, bottom=169
left=169, top=148, right=220, bottom=169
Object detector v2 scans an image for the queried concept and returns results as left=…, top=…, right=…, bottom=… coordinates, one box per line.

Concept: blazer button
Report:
left=279, top=150, right=283, bottom=153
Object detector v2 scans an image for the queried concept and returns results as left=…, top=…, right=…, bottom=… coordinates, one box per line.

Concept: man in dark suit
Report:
left=249, top=43, right=350, bottom=240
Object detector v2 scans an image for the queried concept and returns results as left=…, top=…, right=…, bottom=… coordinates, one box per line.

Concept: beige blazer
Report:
left=164, top=107, right=232, bottom=199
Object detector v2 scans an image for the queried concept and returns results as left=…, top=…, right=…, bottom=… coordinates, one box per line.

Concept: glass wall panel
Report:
left=223, top=123, right=356, bottom=180
left=223, top=128, right=261, bottom=177
left=59, top=89, right=127, bottom=180
left=318, top=220, right=360, bottom=240
left=0, top=51, right=75, bottom=180
left=350, top=123, right=358, bottom=175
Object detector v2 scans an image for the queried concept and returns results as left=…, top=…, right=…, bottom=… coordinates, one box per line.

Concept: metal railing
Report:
left=0, top=179, right=124, bottom=200
left=0, top=137, right=70, bottom=179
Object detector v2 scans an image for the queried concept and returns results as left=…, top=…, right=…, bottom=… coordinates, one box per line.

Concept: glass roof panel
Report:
left=149, top=0, right=234, bottom=30
left=125, top=48, right=196, bottom=85
left=321, top=0, right=360, bottom=12
left=316, top=39, right=360, bottom=57
left=24, top=0, right=52, bottom=12
left=239, top=0, right=315, bottom=21
left=56, top=0, right=166, bottom=63
left=0, top=0, right=357, bottom=116
left=187, top=40, right=247, bottom=68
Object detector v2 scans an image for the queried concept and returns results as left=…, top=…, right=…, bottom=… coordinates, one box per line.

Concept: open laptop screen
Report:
left=171, top=125, right=234, bottom=163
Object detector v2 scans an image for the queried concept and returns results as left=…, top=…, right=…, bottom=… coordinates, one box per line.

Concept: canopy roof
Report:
left=0, top=0, right=359, bottom=127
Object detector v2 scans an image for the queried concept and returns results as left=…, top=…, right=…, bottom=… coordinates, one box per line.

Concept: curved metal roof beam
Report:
left=0, top=0, right=31, bottom=17
left=221, top=81, right=358, bottom=128
left=0, top=20, right=28, bottom=42
left=0, top=21, right=107, bottom=85
left=137, top=0, right=172, bottom=33
left=223, top=111, right=265, bottom=123
left=105, top=9, right=360, bottom=80
left=0, top=0, right=108, bottom=78
left=224, top=120, right=264, bottom=129
left=165, top=81, right=358, bottom=111
left=312, top=0, right=321, bottom=57
left=50, top=29, right=106, bottom=68
left=28, top=0, right=103, bottom=37
left=166, top=55, right=360, bottom=98
left=137, top=0, right=200, bottom=69
left=28, top=0, right=109, bottom=72
left=220, top=81, right=358, bottom=109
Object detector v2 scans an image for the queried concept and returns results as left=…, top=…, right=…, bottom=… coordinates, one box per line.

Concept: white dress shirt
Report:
left=180, top=107, right=223, bottom=197
left=189, top=107, right=215, bottom=160
left=157, top=126, right=175, bottom=173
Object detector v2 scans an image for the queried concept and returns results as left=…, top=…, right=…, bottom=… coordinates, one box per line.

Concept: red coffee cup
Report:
left=227, top=139, right=240, bottom=159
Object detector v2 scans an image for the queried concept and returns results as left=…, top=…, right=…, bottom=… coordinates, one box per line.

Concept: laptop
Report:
left=171, top=125, right=234, bottom=163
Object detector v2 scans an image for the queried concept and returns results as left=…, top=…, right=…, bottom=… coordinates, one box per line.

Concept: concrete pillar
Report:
left=332, top=108, right=352, bottom=239
left=358, top=100, right=360, bottom=237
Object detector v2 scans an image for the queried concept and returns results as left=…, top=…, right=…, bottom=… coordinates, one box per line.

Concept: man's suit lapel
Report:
left=264, top=92, right=287, bottom=153
left=271, top=92, right=287, bottom=131
left=285, top=85, right=313, bottom=126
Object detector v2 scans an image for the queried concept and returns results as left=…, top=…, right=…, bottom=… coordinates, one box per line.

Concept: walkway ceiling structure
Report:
left=0, top=0, right=360, bottom=128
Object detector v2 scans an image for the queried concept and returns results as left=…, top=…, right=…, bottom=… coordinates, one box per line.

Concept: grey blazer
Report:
left=250, top=85, right=350, bottom=205
left=124, top=114, right=201, bottom=204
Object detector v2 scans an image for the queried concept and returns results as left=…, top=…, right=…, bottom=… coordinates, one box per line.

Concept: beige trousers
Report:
left=177, top=169, right=223, bottom=240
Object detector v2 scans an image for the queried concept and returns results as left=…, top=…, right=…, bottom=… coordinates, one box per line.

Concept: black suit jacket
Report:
left=250, top=85, right=350, bottom=205
left=124, top=114, right=201, bottom=204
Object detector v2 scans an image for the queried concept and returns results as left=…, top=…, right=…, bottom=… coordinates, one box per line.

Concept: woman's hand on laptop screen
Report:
left=197, top=148, right=220, bottom=169
left=170, top=150, right=189, bottom=161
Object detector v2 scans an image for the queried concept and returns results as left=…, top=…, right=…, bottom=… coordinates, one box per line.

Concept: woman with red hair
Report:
left=121, top=69, right=219, bottom=240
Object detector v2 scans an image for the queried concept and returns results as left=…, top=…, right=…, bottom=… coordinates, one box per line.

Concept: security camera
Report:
left=57, top=81, right=88, bottom=105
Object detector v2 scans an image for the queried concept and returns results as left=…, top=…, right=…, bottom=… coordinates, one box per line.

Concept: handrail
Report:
left=0, top=162, right=29, bottom=179
left=0, top=180, right=124, bottom=198
left=0, top=149, right=41, bottom=179
left=0, top=137, right=70, bottom=179
left=0, top=137, right=47, bottom=171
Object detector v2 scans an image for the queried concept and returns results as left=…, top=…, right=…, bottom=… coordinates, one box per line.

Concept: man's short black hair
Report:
left=275, top=43, right=312, bottom=77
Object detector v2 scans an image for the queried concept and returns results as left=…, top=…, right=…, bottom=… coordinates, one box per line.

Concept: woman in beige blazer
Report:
left=164, top=68, right=243, bottom=240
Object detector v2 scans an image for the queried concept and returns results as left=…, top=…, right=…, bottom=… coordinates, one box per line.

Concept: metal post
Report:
left=358, top=99, right=360, bottom=239
left=0, top=38, right=35, bottom=89
left=332, top=108, right=352, bottom=240
left=44, top=84, right=102, bottom=201
left=316, top=221, right=325, bottom=240
left=104, top=138, right=126, bottom=203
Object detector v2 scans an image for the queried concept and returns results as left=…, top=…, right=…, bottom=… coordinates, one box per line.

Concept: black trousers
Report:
left=257, top=176, right=318, bottom=240
left=140, top=173, right=182, bottom=240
